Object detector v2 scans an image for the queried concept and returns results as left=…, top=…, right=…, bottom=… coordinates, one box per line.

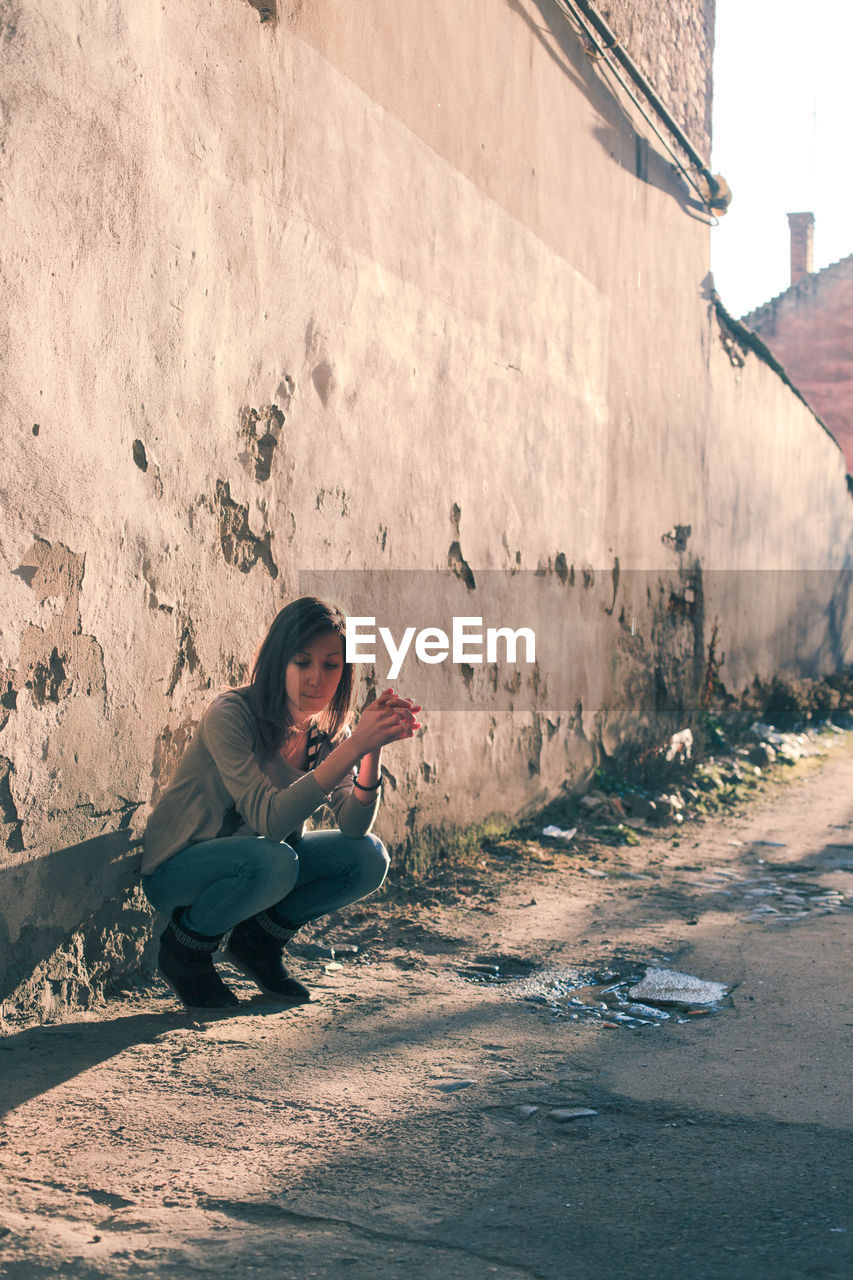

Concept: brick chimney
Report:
left=787, top=211, right=815, bottom=285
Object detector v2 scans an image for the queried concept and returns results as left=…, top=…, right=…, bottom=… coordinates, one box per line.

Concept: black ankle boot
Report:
left=226, top=913, right=311, bottom=1004
left=158, top=908, right=240, bottom=1010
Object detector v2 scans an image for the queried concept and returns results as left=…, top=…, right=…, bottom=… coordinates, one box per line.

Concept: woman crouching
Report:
left=141, top=597, right=421, bottom=1010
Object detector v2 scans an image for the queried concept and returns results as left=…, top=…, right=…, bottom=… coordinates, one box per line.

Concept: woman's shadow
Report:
left=0, top=1006, right=187, bottom=1121
left=0, top=828, right=240, bottom=1119
left=0, top=828, right=324, bottom=1121
left=0, top=985, right=300, bottom=1122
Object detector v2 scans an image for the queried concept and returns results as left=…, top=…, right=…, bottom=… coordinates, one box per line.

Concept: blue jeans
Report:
left=141, top=830, right=389, bottom=937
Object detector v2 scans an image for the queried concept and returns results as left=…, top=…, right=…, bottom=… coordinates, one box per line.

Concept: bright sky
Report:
left=711, top=0, right=853, bottom=318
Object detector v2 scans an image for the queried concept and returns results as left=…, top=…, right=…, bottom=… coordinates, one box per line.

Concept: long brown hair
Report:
left=247, top=597, right=355, bottom=757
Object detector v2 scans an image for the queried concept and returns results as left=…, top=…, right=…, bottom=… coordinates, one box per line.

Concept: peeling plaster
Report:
left=448, top=541, right=476, bottom=591
left=140, top=556, right=175, bottom=614
left=150, top=719, right=197, bottom=808
left=244, top=0, right=276, bottom=23
left=0, top=756, right=24, bottom=853
left=315, top=487, right=351, bottom=517
left=0, top=672, right=17, bottom=734
left=238, top=403, right=285, bottom=482
left=132, top=439, right=148, bottom=472
left=213, top=479, right=278, bottom=578
left=311, top=359, right=336, bottom=405
left=166, top=620, right=205, bottom=698
left=12, top=540, right=107, bottom=711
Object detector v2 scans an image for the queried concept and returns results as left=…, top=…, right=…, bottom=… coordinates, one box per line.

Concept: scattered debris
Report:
left=456, top=954, right=542, bottom=985
left=670, top=860, right=850, bottom=925
left=665, top=729, right=693, bottom=762
left=507, top=966, right=598, bottom=1003
left=545, top=719, right=853, bottom=842
left=542, top=825, right=578, bottom=841
left=620, top=1001, right=669, bottom=1020
left=291, top=943, right=336, bottom=960
left=578, top=792, right=626, bottom=823
left=292, top=943, right=359, bottom=961
left=627, top=968, right=729, bottom=1008
left=486, top=961, right=729, bottom=1031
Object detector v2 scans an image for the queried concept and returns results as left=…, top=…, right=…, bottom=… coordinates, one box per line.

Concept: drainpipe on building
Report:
left=555, top=0, right=731, bottom=214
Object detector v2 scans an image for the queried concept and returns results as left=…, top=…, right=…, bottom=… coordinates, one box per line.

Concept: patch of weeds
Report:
left=384, top=656, right=853, bottom=892
left=697, top=709, right=728, bottom=750
left=739, top=671, right=853, bottom=731
left=594, top=824, right=642, bottom=847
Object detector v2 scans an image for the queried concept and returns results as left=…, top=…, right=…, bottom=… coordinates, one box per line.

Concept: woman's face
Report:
left=285, top=630, right=345, bottom=725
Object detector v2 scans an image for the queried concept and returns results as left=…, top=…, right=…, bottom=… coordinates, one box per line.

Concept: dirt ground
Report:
left=1, top=737, right=852, bottom=1280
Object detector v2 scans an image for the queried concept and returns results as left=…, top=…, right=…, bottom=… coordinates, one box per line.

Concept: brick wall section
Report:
left=744, top=257, right=853, bottom=472
left=597, top=0, right=715, bottom=162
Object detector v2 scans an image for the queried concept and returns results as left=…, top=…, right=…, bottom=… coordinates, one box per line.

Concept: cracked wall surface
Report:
left=0, top=0, right=852, bottom=1017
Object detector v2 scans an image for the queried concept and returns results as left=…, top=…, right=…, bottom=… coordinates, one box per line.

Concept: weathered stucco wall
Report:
left=1, top=0, right=852, bottom=1016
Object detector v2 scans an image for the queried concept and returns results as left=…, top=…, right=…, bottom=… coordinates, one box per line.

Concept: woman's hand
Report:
left=312, top=690, right=421, bottom=798
left=350, top=688, right=422, bottom=754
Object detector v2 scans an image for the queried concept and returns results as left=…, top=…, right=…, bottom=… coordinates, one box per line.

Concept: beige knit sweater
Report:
left=142, top=690, right=380, bottom=875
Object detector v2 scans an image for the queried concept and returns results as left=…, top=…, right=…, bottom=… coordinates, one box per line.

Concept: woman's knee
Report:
left=357, top=833, right=389, bottom=891
left=237, top=839, right=299, bottom=898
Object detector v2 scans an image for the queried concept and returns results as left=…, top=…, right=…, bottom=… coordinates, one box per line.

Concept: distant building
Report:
left=743, top=214, right=853, bottom=472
